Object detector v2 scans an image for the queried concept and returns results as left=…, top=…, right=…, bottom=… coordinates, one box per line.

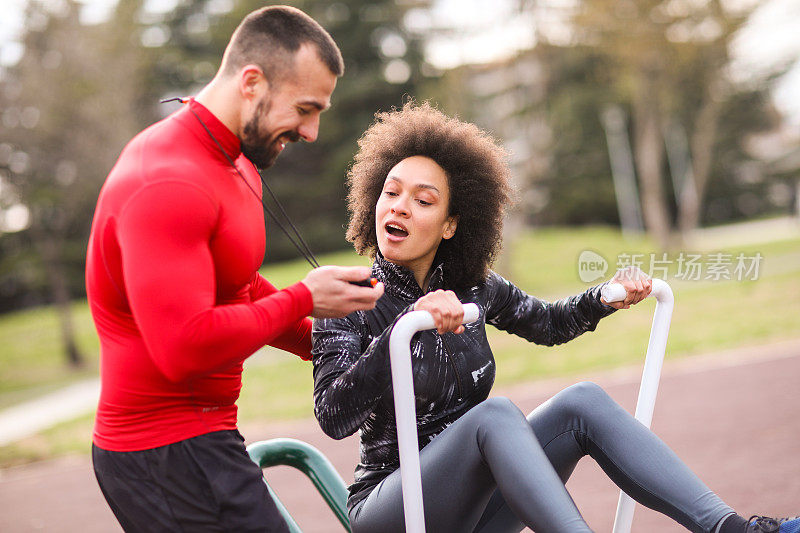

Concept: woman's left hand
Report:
left=414, top=290, right=466, bottom=334
left=600, top=266, right=652, bottom=310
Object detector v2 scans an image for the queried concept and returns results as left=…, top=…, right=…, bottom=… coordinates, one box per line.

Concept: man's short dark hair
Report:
left=221, top=5, right=344, bottom=82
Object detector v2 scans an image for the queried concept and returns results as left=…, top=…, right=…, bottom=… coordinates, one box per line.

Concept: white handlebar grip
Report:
left=602, top=279, right=673, bottom=305
left=461, top=303, right=480, bottom=325
left=601, top=282, right=628, bottom=303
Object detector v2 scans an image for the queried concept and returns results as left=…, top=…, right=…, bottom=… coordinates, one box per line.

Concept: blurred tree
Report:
left=431, top=0, right=788, bottom=256
left=534, top=44, right=621, bottom=228
left=699, top=87, right=785, bottom=224
left=0, top=0, right=152, bottom=364
left=497, top=0, right=787, bottom=249
left=563, top=0, right=784, bottom=247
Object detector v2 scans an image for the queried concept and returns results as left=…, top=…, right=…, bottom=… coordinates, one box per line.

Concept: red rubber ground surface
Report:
left=2, top=339, right=798, bottom=532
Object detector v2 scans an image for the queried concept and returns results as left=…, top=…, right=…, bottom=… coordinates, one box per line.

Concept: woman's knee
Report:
left=549, top=381, right=615, bottom=418
left=471, top=396, right=526, bottom=425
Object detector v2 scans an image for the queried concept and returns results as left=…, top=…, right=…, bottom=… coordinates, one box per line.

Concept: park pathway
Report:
left=0, top=379, right=100, bottom=447
left=1, top=338, right=799, bottom=532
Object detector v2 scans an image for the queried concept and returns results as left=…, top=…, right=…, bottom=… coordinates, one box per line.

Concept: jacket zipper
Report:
left=440, top=335, right=463, bottom=400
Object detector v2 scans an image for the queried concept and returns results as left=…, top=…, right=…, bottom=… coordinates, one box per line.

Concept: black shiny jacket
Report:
left=311, top=254, right=615, bottom=509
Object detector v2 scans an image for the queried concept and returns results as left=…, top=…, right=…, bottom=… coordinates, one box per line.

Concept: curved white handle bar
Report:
left=603, top=279, right=674, bottom=533
left=388, top=302, right=480, bottom=533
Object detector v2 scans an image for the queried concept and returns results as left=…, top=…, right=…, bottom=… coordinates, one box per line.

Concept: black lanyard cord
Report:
left=163, top=97, right=321, bottom=269
left=258, top=165, right=320, bottom=269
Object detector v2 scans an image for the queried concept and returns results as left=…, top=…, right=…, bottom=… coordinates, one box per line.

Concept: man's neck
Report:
left=195, top=77, right=241, bottom=137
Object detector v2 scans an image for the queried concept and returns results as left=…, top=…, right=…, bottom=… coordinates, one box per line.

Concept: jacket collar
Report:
left=176, top=98, right=243, bottom=163
left=372, top=252, right=445, bottom=301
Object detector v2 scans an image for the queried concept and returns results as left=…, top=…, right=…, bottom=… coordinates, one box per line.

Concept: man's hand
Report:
left=600, top=265, right=652, bottom=310
left=414, top=290, right=465, bottom=334
left=302, top=266, right=384, bottom=318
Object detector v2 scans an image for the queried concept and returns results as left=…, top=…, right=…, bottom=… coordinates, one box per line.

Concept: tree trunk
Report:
left=601, top=105, right=644, bottom=237
left=678, top=81, right=723, bottom=235
left=33, top=229, right=84, bottom=368
left=632, top=68, right=672, bottom=250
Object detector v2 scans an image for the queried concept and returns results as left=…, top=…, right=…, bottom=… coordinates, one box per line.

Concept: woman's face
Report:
left=375, top=156, right=457, bottom=282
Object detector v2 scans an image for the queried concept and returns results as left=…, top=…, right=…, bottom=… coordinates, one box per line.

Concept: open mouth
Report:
left=279, top=131, right=300, bottom=147
left=385, top=223, right=408, bottom=238
left=274, top=132, right=297, bottom=152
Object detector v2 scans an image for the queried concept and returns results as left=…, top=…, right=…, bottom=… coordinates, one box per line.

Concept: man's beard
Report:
left=240, top=97, right=297, bottom=169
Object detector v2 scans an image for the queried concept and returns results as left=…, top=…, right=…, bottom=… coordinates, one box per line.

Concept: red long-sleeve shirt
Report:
left=86, top=99, right=312, bottom=451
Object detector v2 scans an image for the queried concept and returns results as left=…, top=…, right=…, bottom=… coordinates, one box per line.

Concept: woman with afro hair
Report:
left=311, top=102, right=797, bottom=533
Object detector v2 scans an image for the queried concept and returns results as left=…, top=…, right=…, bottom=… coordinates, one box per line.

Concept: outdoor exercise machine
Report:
left=247, top=279, right=674, bottom=533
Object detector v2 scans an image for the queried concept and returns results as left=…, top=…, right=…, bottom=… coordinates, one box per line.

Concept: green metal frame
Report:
left=247, top=438, right=351, bottom=532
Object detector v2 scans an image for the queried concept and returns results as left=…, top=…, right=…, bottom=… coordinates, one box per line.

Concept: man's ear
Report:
left=239, top=64, right=269, bottom=102
left=443, top=215, right=459, bottom=240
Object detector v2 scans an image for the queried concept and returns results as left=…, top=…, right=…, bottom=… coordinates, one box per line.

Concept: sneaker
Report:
left=747, top=516, right=800, bottom=533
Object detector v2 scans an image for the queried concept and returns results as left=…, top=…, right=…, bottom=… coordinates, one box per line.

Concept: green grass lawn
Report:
left=0, top=302, right=100, bottom=409
left=1, top=224, right=798, bottom=467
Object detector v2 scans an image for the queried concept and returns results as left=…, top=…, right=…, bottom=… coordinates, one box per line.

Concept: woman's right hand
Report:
left=414, top=290, right=465, bottom=334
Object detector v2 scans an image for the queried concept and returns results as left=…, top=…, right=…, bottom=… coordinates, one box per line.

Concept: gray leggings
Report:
left=349, top=382, right=733, bottom=533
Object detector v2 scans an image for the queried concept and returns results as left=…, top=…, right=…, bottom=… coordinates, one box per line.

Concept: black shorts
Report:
left=92, top=430, right=288, bottom=532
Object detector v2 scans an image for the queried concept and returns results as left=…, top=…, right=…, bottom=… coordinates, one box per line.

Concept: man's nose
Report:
left=298, top=115, right=320, bottom=143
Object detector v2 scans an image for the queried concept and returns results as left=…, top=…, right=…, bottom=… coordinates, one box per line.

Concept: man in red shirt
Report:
left=85, top=6, right=383, bottom=531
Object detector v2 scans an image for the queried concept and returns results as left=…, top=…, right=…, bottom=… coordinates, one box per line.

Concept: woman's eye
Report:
left=417, top=199, right=431, bottom=206
left=384, top=190, right=398, bottom=197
